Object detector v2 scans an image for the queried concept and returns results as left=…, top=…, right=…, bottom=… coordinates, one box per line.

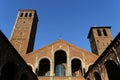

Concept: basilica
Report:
left=0, top=9, right=120, bottom=80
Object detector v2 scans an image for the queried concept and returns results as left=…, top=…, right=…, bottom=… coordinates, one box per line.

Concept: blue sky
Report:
left=0, top=0, right=120, bottom=52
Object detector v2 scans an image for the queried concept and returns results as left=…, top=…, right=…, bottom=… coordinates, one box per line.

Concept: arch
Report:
left=25, top=13, right=28, bottom=17
left=29, top=13, right=32, bottom=17
left=94, top=72, right=102, bottom=80
left=20, top=13, right=24, bottom=17
left=97, top=29, right=102, bottom=36
left=103, top=29, right=107, bottom=36
left=37, top=58, right=50, bottom=76
left=54, top=50, right=67, bottom=76
left=0, top=62, right=17, bottom=80
left=71, top=58, right=82, bottom=76
left=105, top=60, right=120, bottom=80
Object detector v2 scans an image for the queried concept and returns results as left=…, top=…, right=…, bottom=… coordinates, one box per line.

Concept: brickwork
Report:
left=10, top=10, right=38, bottom=56
left=85, top=33, right=120, bottom=80
left=1, top=9, right=120, bottom=80
left=23, top=39, right=98, bottom=80
left=88, top=27, right=113, bottom=56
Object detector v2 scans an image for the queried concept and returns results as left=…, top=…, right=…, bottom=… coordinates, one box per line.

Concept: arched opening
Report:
left=25, top=13, right=28, bottom=17
left=71, top=59, right=82, bottom=76
left=20, top=13, right=24, bottom=17
left=54, top=50, right=67, bottom=76
left=105, top=60, right=120, bottom=80
left=94, top=72, right=102, bottom=80
left=0, top=62, right=17, bottom=80
left=103, top=29, right=107, bottom=36
left=97, top=29, right=102, bottom=36
left=29, top=13, right=32, bottom=17
left=38, top=58, right=50, bottom=76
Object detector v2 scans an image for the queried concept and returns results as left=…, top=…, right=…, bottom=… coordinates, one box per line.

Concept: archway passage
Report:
left=54, top=50, right=67, bottom=76
left=105, top=60, right=120, bottom=80
left=71, top=59, right=82, bottom=76
left=0, top=62, right=17, bottom=80
left=94, top=72, right=102, bottom=80
left=38, top=58, right=50, bottom=76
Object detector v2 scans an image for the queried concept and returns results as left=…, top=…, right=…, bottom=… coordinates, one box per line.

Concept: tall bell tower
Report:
left=10, top=9, right=38, bottom=55
left=88, top=27, right=113, bottom=56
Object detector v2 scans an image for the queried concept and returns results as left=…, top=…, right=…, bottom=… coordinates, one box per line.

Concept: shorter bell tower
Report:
left=88, top=27, right=113, bottom=55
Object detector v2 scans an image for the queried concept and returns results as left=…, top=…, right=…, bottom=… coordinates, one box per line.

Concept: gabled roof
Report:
left=24, top=39, right=98, bottom=64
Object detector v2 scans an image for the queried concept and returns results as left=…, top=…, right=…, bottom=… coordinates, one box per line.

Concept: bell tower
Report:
left=10, top=9, right=38, bottom=55
left=88, top=27, right=113, bottom=55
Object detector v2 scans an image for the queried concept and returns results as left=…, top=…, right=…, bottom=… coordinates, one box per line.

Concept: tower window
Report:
left=97, top=29, right=102, bottom=36
left=20, top=13, right=23, bottom=17
left=25, top=13, right=28, bottom=17
left=29, top=13, right=32, bottom=17
left=103, top=29, right=107, bottom=36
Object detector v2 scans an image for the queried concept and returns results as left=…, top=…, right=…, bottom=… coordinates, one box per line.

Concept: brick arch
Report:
left=53, top=48, right=69, bottom=59
left=36, top=57, right=51, bottom=76
left=70, top=57, right=83, bottom=76
left=70, top=57, right=84, bottom=68
left=54, top=50, right=67, bottom=76
left=52, top=48, right=70, bottom=76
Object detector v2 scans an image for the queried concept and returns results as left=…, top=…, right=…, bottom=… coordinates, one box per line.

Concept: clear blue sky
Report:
left=0, top=0, right=120, bottom=52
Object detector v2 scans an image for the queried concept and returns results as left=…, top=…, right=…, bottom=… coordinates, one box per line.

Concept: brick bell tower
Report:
left=10, top=9, right=38, bottom=55
left=88, top=27, right=113, bottom=56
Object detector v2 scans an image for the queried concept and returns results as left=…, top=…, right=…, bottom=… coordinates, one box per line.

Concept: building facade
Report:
left=0, top=9, right=120, bottom=80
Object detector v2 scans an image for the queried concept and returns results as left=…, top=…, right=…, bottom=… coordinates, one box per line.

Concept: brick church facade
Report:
left=0, top=9, right=120, bottom=80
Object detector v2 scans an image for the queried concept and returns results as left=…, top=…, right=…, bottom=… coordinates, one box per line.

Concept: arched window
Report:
left=20, top=13, right=24, bottom=17
left=0, top=62, right=17, bottom=80
left=25, top=13, right=28, bottom=17
left=97, top=29, right=102, bottom=36
left=105, top=60, right=120, bottom=80
left=37, top=58, right=50, bottom=76
left=29, top=13, right=32, bottom=17
left=71, top=59, right=82, bottom=76
left=54, top=50, right=67, bottom=76
left=103, top=29, right=107, bottom=36
left=94, top=72, right=102, bottom=80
